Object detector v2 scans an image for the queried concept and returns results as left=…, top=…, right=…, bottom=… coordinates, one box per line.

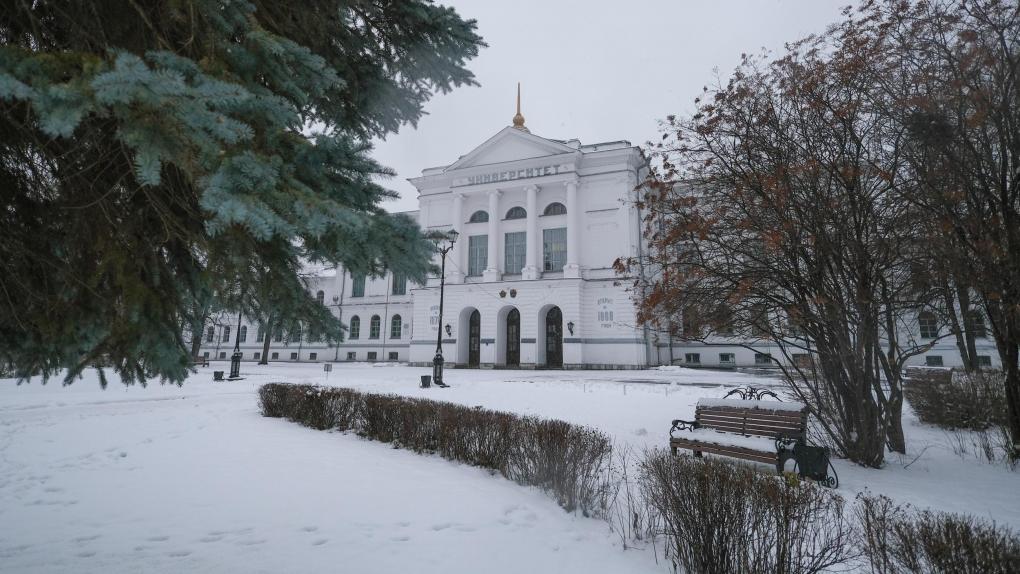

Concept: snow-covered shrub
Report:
left=904, top=370, right=1007, bottom=431
left=641, top=451, right=853, bottom=574
left=258, top=383, right=612, bottom=517
left=506, top=418, right=613, bottom=516
left=856, top=493, right=1020, bottom=573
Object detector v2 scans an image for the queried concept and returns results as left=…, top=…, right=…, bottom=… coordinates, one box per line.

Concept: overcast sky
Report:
left=372, top=0, right=852, bottom=213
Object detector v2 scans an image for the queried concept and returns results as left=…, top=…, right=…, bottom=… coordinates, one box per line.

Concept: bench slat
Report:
left=696, top=408, right=807, bottom=423
left=695, top=422, right=804, bottom=438
left=697, top=415, right=807, bottom=428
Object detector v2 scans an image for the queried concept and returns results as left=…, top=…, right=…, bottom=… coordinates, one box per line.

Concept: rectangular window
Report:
left=504, top=231, right=527, bottom=274
left=290, top=352, right=298, bottom=360
left=346, top=351, right=356, bottom=360
left=685, top=353, right=700, bottom=364
left=238, top=327, right=247, bottom=343
left=977, top=355, right=992, bottom=367
left=754, top=353, right=773, bottom=365
left=792, top=353, right=812, bottom=368
left=468, top=234, right=488, bottom=276
left=352, top=274, right=366, bottom=297
left=206, top=327, right=215, bottom=343
left=719, top=353, right=735, bottom=365
left=219, top=352, right=226, bottom=359
left=256, top=326, right=265, bottom=342
left=221, top=326, right=231, bottom=343
left=392, top=272, right=407, bottom=296
left=388, top=352, right=399, bottom=361
left=203, top=351, right=209, bottom=359
left=309, top=353, right=317, bottom=361
left=542, top=227, right=567, bottom=272
left=271, top=352, right=279, bottom=360
left=254, top=352, right=261, bottom=360
left=367, top=351, right=377, bottom=360
left=926, top=355, right=944, bottom=367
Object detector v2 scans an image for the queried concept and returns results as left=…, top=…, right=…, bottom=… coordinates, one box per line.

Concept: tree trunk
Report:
left=886, top=389, right=906, bottom=454
left=259, top=317, right=272, bottom=365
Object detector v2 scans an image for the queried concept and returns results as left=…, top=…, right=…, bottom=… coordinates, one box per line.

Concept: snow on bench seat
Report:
left=680, top=428, right=778, bottom=453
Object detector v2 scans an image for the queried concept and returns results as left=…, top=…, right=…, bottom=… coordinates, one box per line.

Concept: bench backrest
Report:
left=695, top=400, right=808, bottom=440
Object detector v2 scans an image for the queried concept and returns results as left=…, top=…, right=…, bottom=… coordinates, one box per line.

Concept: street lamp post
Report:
left=228, top=308, right=244, bottom=380
left=430, top=229, right=459, bottom=388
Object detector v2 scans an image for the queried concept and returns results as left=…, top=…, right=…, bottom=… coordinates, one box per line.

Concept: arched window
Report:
left=349, top=316, right=361, bottom=339
left=316, top=290, right=325, bottom=305
left=239, top=326, right=247, bottom=343
left=291, top=325, right=302, bottom=343
left=222, top=326, right=231, bottom=343
left=256, top=325, right=266, bottom=342
left=919, top=312, right=938, bottom=339
left=543, top=202, right=567, bottom=216
left=505, top=206, right=527, bottom=220
left=206, top=326, right=215, bottom=342
left=468, top=210, right=489, bottom=223
left=391, top=314, right=402, bottom=339
left=274, top=328, right=283, bottom=342
left=369, top=315, right=381, bottom=339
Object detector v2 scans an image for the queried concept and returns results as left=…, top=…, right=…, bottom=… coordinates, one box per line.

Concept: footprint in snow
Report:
left=168, top=550, right=192, bottom=558
left=390, top=535, right=410, bottom=542
left=73, top=534, right=101, bottom=543
left=300, top=526, right=319, bottom=533
left=147, top=535, right=170, bottom=542
left=311, top=539, right=328, bottom=546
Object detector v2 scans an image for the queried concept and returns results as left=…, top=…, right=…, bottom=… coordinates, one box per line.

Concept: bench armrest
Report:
left=670, top=419, right=699, bottom=437
left=773, top=432, right=803, bottom=452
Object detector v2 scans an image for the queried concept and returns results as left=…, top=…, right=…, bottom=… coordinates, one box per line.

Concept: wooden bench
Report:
left=669, top=386, right=838, bottom=487
left=670, top=398, right=809, bottom=472
left=190, top=356, right=210, bottom=368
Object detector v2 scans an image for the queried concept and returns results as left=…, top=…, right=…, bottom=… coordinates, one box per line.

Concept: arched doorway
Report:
left=506, top=308, right=521, bottom=367
left=545, top=306, right=563, bottom=368
left=468, top=309, right=481, bottom=367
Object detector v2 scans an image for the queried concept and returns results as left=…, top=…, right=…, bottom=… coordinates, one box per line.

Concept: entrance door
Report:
left=545, top=306, right=563, bottom=368
left=506, top=308, right=520, bottom=367
left=468, top=309, right=481, bottom=367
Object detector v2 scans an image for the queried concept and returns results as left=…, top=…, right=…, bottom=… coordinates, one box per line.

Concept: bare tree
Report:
left=622, top=16, right=938, bottom=466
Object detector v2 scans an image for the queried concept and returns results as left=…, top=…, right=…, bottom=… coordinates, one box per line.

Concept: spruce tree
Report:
left=0, top=1, right=484, bottom=385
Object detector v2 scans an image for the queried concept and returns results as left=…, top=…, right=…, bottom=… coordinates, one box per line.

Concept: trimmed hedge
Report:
left=856, top=493, right=1020, bottom=573
left=258, top=383, right=612, bottom=516
left=904, top=370, right=1007, bottom=431
left=641, top=451, right=854, bottom=574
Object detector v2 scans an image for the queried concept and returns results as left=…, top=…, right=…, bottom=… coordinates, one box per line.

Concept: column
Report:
left=564, top=177, right=581, bottom=278
left=483, top=190, right=501, bottom=282
left=450, top=192, right=465, bottom=283
left=522, top=184, right=539, bottom=280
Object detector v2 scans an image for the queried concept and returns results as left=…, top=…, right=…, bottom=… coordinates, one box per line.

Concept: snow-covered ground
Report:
left=2, top=363, right=1017, bottom=573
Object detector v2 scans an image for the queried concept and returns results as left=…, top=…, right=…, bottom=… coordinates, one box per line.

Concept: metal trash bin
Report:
left=213, top=371, right=224, bottom=381
left=420, top=375, right=431, bottom=388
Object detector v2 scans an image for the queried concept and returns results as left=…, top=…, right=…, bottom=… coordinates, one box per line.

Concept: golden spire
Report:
left=512, top=82, right=528, bottom=132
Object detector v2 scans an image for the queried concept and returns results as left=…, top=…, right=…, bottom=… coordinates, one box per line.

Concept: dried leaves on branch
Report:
left=622, top=0, right=1020, bottom=465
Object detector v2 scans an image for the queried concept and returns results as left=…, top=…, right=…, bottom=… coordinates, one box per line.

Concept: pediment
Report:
left=445, top=127, right=578, bottom=172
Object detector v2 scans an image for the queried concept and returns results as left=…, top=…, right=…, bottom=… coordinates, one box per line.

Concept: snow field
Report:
left=1, top=362, right=1017, bottom=573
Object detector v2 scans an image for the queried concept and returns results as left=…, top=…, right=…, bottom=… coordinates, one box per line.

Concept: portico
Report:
left=408, top=99, right=652, bottom=369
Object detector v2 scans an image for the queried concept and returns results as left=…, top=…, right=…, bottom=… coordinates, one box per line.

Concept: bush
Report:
left=640, top=451, right=853, bottom=574
left=857, top=493, right=1020, bottom=573
left=904, top=370, right=1007, bottom=431
left=257, top=383, right=612, bottom=516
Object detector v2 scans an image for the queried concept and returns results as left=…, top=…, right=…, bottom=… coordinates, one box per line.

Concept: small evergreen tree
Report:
left=0, top=1, right=484, bottom=385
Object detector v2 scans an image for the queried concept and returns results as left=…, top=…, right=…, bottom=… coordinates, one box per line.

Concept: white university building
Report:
left=196, top=111, right=999, bottom=371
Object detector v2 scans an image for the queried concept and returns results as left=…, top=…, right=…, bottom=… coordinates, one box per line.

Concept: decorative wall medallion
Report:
left=509, top=288, right=517, bottom=298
